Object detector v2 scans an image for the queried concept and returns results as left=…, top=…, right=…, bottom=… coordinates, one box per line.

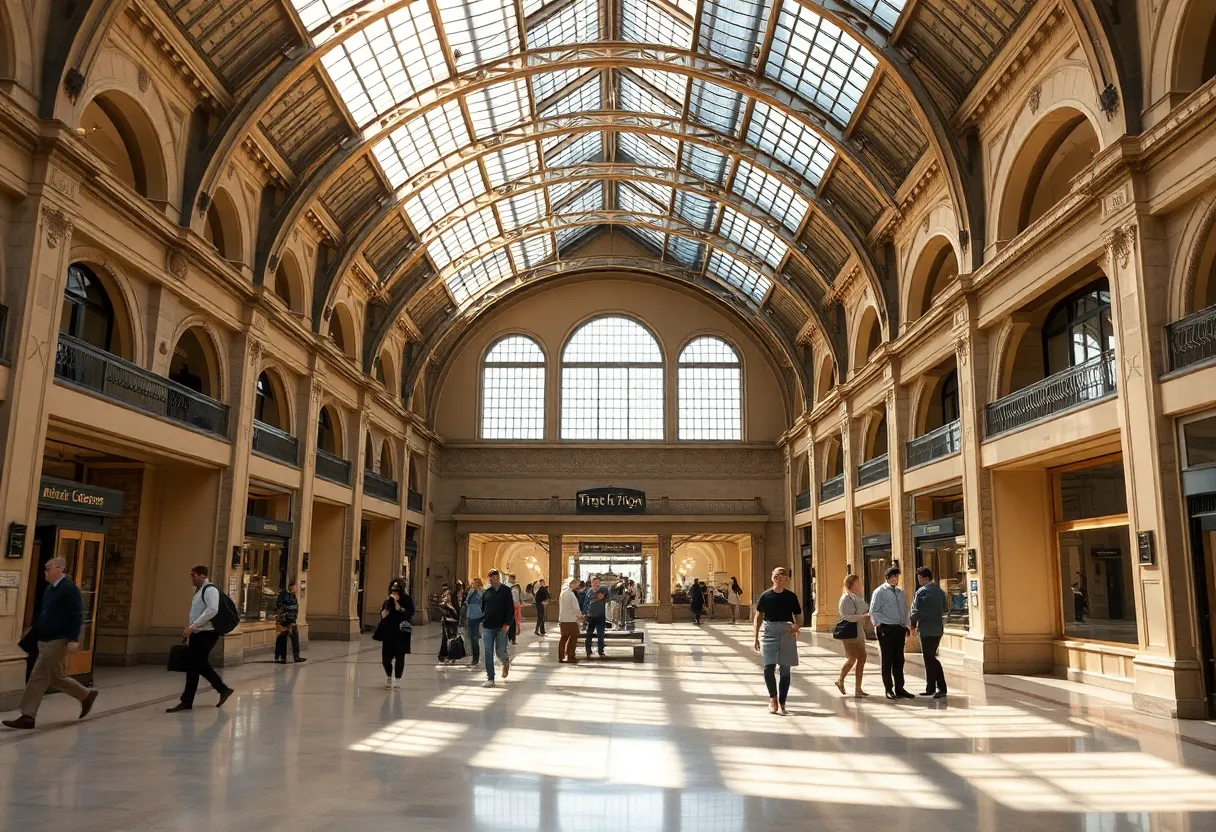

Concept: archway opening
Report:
left=908, top=237, right=959, bottom=322
left=59, top=262, right=134, bottom=360
left=203, top=188, right=243, bottom=264
left=1175, top=2, right=1216, bottom=94
left=999, top=110, right=1099, bottom=239
left=379, top=443, right=394, bottom=479
left=169, top=327, right=219, bottom=399
left=329, top=306, right=356, bottom=359
left=317, top=405, right=342, bottom=455
left=255, top=370, right=288, bottom=430
left=865, top=408, right=888, bottom=461
left=853, top=307, right=881, bottom=370
left=364, top=433, right=375, bottom=469
left=274, top=252, right=304, bottom=312
left=78, top=92, right=167, bottom=200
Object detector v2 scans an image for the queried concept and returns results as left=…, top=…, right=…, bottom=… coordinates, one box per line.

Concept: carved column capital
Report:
left=41, top=206, right=74, bottom=249
left=1102, top=223, right=1137, bottom=271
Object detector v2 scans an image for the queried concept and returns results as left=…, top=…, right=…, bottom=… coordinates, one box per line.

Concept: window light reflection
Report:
left=877, top=705, right=1088, bottom=740
left=348, top=719, right=466, bottom=757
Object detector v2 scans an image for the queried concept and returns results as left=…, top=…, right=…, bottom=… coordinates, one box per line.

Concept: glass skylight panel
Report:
left=373, top=101, right=469, bottom=189
left=527, top=0, right=601, bottom=49
left=619, top=0, right=693, bottom=49
left=554, top=181, right=604, bottom=214
left=673, top=189, right=715, bottom=229
left=532, top=66, right=588, bottom=104
left=466, top=79, right=530, bottom=138
left=556, top=224, right=595, bottom=250
left=707, top=250, right=771, bottom=301
left=842, top=0, right=906, bottom=31
left=687, top=79, right=746, bottom=133
left=698, top=0, right=770, bottom=67
left=616, top=72, right=681, bottom=117
left=745, top=101, right=835, bottom=187
left=539, top=75, right=602, bottom=119
left=509, top=234, right=554, bottom=270
left=319, top=5, right=447, bottom=126
left=437, top=0, right=519, bottom=71
left=680, top=144, right=729, bottom=185
left=731, top=160, right=808, bottom=232
left=764, top=2, right=878, bottom=124
left=290, top=0, right=362, bottom=33
left=666, top=236, right=704, bottom=269
left=616, top=132, right=675, bottom=169
left=484, top=142, right=540, bottom=188
left=636, top=68, right=688, bottom=105
left=545, top=132, right=603, bottom=169
left=616, top=182, right=665, bottom=216
left=428, top=207, right=499, bottom=270
left=634, top=178, right=673, bottom=207
left=403, top=161, right=484, bottom=234
left=718, top=207, right=787, bottom=269
left=547, top=178, right=582, bottom=208
left=626, top=224, right=666, bottom=252
left=447, top=248, right=513, bottom=304
left=498, top=190, right=547, bottom=231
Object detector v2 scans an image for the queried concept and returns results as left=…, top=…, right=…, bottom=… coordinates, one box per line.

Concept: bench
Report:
left=599, top=629, right=646, bottom=662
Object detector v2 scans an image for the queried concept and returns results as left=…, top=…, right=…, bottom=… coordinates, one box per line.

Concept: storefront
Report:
left=859, top=533, right=892, bottom=598
left=238, top=516, right=292, bottom=622
left=23, top=477, right=125, bottom=683
left=1181, top=411, right=1216, bottom=717
left=912, top=517, right=969, bottom=631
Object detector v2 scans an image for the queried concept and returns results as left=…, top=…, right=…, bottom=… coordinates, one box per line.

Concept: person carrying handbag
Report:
left=274, top=581, right=305, bottom=664
left=373, top=579, right=414, bottom=688
left=834, top=575, right=870, bottom=698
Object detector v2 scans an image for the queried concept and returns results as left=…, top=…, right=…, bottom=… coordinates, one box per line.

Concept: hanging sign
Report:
left=579, top=542, right=644, bottom=554
left=38, top=477, right=124, bottom=517
left=575, top=487, right=646, bottom=515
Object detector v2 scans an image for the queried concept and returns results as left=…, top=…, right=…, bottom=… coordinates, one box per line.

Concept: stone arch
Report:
left=379, top=438, right=396, bottom=479
left=559, top=310, right=667, bottom=365
left=77, top=89, right=169, bottom=201
left=796, top=453, right=810, bottom=494
left=903, top=232, right=960, bottom=324
left=814, top=352, right=834, bottom=404
left=327, top=302, right=358, bottom=360
left=1173, top=187, right=1216, bottom=320
left=851, top=304, right=882, bottom=371
left=254, top=366, right=294, bottom=433
left=375, top=347, right=398, bottom=395
left=204, top=186, right=245, bottom=265
left=860, top=406, right=888, bottom=461
left=820, top=433, right=844, bottom=481
left=64, top=246, right=143, bottom=363
left=167, top=318, right=226, bottom=401
left=274, top=250, right=306, bottom=313
left=0, top=2, right=35, bottom=91
left=317, top=401, right=345, bottom=456
left=1161, top=0, right=1216, bottom=102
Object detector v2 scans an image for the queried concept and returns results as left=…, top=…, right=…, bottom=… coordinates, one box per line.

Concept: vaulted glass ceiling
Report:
left=290, top=0, right=907, bottom=310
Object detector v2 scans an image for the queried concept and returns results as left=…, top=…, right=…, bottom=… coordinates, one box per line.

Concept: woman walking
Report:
left=464, top=577, right=484, bottom=668
left=835, top=575, right=870, bottom=697
left=752, top=567, right=801, bottom=715
left=437, top=589, right=459, bottom=664
left=727, top=577, right=743, bottom=624
left=274, top=580, right=305, bottom=663
left=690, top=579, right=705, bottom=625
left=373, top=579, right=414, bottom=688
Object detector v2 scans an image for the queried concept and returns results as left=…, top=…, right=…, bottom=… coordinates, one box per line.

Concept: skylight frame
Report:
left=372, top=101, right=469, bottom=190
left=616, top=132, right=676, bottom=170
left=437, top=0, right=521, bottom=72
left=446, top=248, right=514, bottom=305
left=428, top=207, right=500, bottom=271
left=545, top=131, right=604, bottom=169
left=679, top=144, right=730, bottom=186
left=731, top=160, right=809, bottom=233
left=666, top=235, right=704, bottom=269
left=532, top=66, right=590, bottom=104
left=706, top=250, right=772, bottom=302
left=509, top=234, right=556, bottom=270
left=697, top=0, right=771, bottom=68
left=499, top=190, right=548, bottom=231
left=744, top=101, right=836, bottom=188
left=673, top=189, right=716, bottom=230
left=291, top=0, right=363, bottom=34
left=619, top=0, right=693, bottom=50
left=687, top=79, right=747, bottom=134
left=403, top=161, right=485, bottom=234
left=484, top=142, right=541, bottom=188
left=717, top=208, right=788, bottom=270
left=526, top=0, right=602, bottom=49
left=553, top=181, right=605, bottom=215
left=840, top=0, right=906, bottom=32
left=539, top=74, right=603, bottom=119
left=466, top=79, right=531, bottom=139
left=616, top=71, right=682, bottom=118
left=616, top=181, right=667, bottom=217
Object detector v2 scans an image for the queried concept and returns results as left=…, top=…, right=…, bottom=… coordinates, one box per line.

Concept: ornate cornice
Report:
left=241, top=136, right=288, bottom=188
left=304, top=208, right=340, bottom=247
left=961, top=3, right=1068, bottom=126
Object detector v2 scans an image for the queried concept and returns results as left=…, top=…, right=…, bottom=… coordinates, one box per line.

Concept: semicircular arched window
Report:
left=561, top=317, right=663, bottom=440
left=678, top=336, right=742, bottom=440
left=61, top=263, right=116, bottom=352
left=482, top=335, right=546, bottom=440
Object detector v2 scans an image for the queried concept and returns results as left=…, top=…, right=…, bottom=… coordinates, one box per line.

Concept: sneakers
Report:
left=2, top=715, right=35, bottom=729
left=392, top=677, right=401, bottom=689
left=385, top=676, right=393, bottom=689
left=79, top=689, right=99, bottom=719
left=483, top=680, right=496, bottom=688
left=503, top=661, right=510, bottom=678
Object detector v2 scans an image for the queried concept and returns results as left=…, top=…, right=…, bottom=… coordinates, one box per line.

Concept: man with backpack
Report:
left=167, top=564, right=235, bottom=712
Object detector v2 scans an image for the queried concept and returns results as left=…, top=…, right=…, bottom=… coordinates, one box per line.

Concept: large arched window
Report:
left=60, top=264, right=115, bottom=352
left=255, top=371, right=284, bottom=428
left=561, top=317, right=663, bottom=440
left=1043, top=279, right=1113, bottom=375
left=482, top=335, right=545, bottom=440
left=678, top=336, right=741, bottom=440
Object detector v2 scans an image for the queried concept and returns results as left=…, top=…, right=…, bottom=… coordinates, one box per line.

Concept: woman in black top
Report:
left=752, top=567, right=802, bottom=715
left=437, top=589, right=459, bottom=664
left=690, top=579, right=705, bottom=625
left=373, top=579, right=414, bottom=688
left=274, top=581, right=305, bottom=663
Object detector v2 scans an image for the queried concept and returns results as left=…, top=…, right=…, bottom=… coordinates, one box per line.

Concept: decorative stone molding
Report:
left=245, top=335, right=263, bottom=368
left=41, top=206, right=73, bottom=249
left=1101, top=184, right=1130, bottom=217
left=241, top=136, right=289, bottom=187
left=166, top=247, right=188, bottom=280
left=1026, top=83, right=1042, bottom=115
left=304, top=208, right=340, bottom=247
left=966, top=4, right=1066, bottom=124
left=1103, top=223, right=1136, bottom=270
left=63, top=68, right=85, bottom=104
left=124, top=3, right=219, bottom=107
left=954, top=334, right=970, bottom=367
left=310, top=378, right=325, bottom=404
left=138, top=66, right=150, bottom=92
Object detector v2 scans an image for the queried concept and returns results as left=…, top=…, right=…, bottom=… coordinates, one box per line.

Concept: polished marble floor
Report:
left=3, top=624, right=1216, bottom=831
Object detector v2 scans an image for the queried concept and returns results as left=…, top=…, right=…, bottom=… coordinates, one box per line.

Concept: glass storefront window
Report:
left=239, top=539, right=287, bottom=621
left=917, top=537, right=968, bottom=630
left=1183, top=414, right=1216, bottom=468
left=1059, top=459, right=1127, bottom=521
left=1058, top=525, right=1136, bottom=644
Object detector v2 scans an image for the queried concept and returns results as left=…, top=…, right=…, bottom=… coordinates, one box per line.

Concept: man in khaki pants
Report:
left=2, top=558, right=99, bottom=729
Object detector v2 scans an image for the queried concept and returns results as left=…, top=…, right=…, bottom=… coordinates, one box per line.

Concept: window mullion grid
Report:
left=752, top=0, right=785, bottom=77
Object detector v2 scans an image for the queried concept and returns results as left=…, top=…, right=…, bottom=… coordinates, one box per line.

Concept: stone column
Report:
left=455, top=533, right=470, bottom=588
left=1103, top=210, right=1206, bottom=719
left=656, top=533, right=673, bottom=622
left=293, top=374, right=324, bottom=636
left=885, top=362, right=912, bottom=587
left=547, top=533, right=563, bottom=616
left=810, top=433, right=834, bottom=632
left=840, top=404, right=861, bottom=601
left=334, top=407, right=369, bottom=640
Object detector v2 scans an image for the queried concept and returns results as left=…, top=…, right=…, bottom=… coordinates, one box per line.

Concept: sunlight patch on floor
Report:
left=873, top=705, right=1088, bottom=739
left=348, top=718, right=466, bottom=757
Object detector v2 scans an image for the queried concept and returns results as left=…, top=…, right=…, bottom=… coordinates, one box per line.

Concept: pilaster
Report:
left=656, top=533, right=673, bottom=622
left=547, top=532, right=563, bottom=615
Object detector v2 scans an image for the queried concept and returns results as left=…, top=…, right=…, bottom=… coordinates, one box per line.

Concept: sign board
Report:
left=861, top=533, right=891, bottom=549
left=1137, top=531, right=1156, bottom=566
left=579, top=541, right=643, bottom=554
left=911, top=516, right=962, bottom=539
left=6, top=523, right=26, bottom=559
left=575, top=487, right=646, bottom=515
left=0, top=571, right=20, bottom=588
left=245, top=516, right=293, bottom=539
left=38, top=477, right=124, bottom=517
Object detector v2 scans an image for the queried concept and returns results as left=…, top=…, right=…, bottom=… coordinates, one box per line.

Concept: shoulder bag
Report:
left=832, top=596, right=858, bottom=640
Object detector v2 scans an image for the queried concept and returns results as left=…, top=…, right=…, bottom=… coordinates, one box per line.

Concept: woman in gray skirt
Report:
left=752, top=566, right=802, bottom=715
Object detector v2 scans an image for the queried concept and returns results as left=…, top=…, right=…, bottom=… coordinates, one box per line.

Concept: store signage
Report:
left=1137, top=531, right=1156, bottom=565
left=911, top=517, right=961, bottom=539
left=861, top=533, right=891, bottom=549
left=575, top=487, right=646, bottom=515
left=579, top=542, right=643, bottom=554
left=6, top=523, right=26, bottom=559
left=38, top=477, right=124, bottom=517
left=245, top=516, right=293, bottom=539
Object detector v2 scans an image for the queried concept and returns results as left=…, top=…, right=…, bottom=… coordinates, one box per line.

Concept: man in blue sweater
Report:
left=3, top=558, right=99, bottom=729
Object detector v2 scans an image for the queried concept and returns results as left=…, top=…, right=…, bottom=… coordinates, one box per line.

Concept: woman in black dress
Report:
left=437, top=589, right=459, bottom=664
left=374, top=579, right=414, bottom=688
left=690, top=579, right=706, bottom=625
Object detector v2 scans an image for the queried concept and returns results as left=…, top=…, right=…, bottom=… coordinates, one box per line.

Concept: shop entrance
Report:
left=861, top=534, right=892, bottom=598
left=240, top=516, right=292, bottom=622
left=912, top=517, right=969, bottom=630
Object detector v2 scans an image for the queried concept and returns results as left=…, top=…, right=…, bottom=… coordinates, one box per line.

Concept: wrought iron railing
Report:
left=819, top=473, right=845, bottom=502
left=407, top=489, right=425, bottom=512
left=795, top=490, right=811, bottom=512
left=315, top=449, right=352, bottom=486
left=856, top=454, right=889, bottom=487
left=55, top=334, right=229, bottom=438
left=252, top=420, right=298, bottom=466
left=454, top=497, right=766, bottom=515
left=985, top=351, right=1116, bottom=437
left=363, top=469, right=399, bottom=502
left=905, top=419, right=962, bottom=468
left=1166, top=304, right=1216, bottom=371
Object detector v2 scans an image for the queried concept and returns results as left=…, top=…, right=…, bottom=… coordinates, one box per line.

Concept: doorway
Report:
left=862, top=535, right=893, bottom=598
left=1188, top=494, right=1216, bottom=717
left=24, top=528, right=105, bottom=678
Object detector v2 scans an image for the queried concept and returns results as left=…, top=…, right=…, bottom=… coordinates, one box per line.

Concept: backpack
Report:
left=204, top=584, right=240, bottom=636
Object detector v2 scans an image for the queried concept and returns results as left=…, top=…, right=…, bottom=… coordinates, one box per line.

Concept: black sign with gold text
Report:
left=575, top=488, right=646, bottom=515
left=38, top=477, right=125, bottom=517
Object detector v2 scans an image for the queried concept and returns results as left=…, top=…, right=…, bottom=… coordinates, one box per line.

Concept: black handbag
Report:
left=167, top=642, right=189, bottom=672
left=447, top=633, right=466, bottom=662
left=832, top=619, right=858, bottom=640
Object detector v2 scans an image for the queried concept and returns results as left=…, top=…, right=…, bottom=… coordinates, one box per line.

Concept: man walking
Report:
left=583, top=576, right=609, bottom=658
left=274, top=580, right=306, bottom=663
left=533, top=579, right=551, bottom=636
left=869, top=566, right=914, bottom=701
left=166, top=565, right=234, bottom=712
left=481, top=569, right=514, bottom=687
left=507, top=573, right=522, bottom=645
left=558, top=578, right=584, bottom=663
left=911, top=566, right=948, bottom=699
left=2, top=558, right=98, bottom=729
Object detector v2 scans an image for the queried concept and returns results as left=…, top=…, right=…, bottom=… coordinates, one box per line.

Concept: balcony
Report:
left=819, top=473, right=845, bottom=503
left=407, top=489, right=425, bottom=513
left=906, top=420, right=961, bottom=469
left=55, top=334, right=229, bottom=439
left=316, top=449, right=352, bottom=486
left=795, top=490, right=811, bottom=512
left=856, top=454, right=889, bottom=487
left=984, top=351, right=1116, bottom=438
left=1166, top=304, right=1216, bottom=372
left=363, top=469, right=399, bottom=502
left=252, top=420, right=298, bottom=466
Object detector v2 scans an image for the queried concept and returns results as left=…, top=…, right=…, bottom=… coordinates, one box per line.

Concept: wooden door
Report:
left=54, top=529, right=104, bottom=676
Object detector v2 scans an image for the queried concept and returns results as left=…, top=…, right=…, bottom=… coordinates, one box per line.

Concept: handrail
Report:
left=856, top=453, right=889, bottom=487
left=316, top=448, right=352, bottom=486
left=819, top=473, right=845, bottom=502
left=905, top=419, right=961, bottom=468
left=794, top=489, right=811, bottom=512
left=363, top=469, right=400, bottom=502
left=407, top=489, right=425, bottom=512
left=1166, top=303, right=1216, bottom=371
left=55, top=334, right=229, bottom=438
left=252, top=420, right=298, bottom=466
left=985, top=351, right=1116, bottom=438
